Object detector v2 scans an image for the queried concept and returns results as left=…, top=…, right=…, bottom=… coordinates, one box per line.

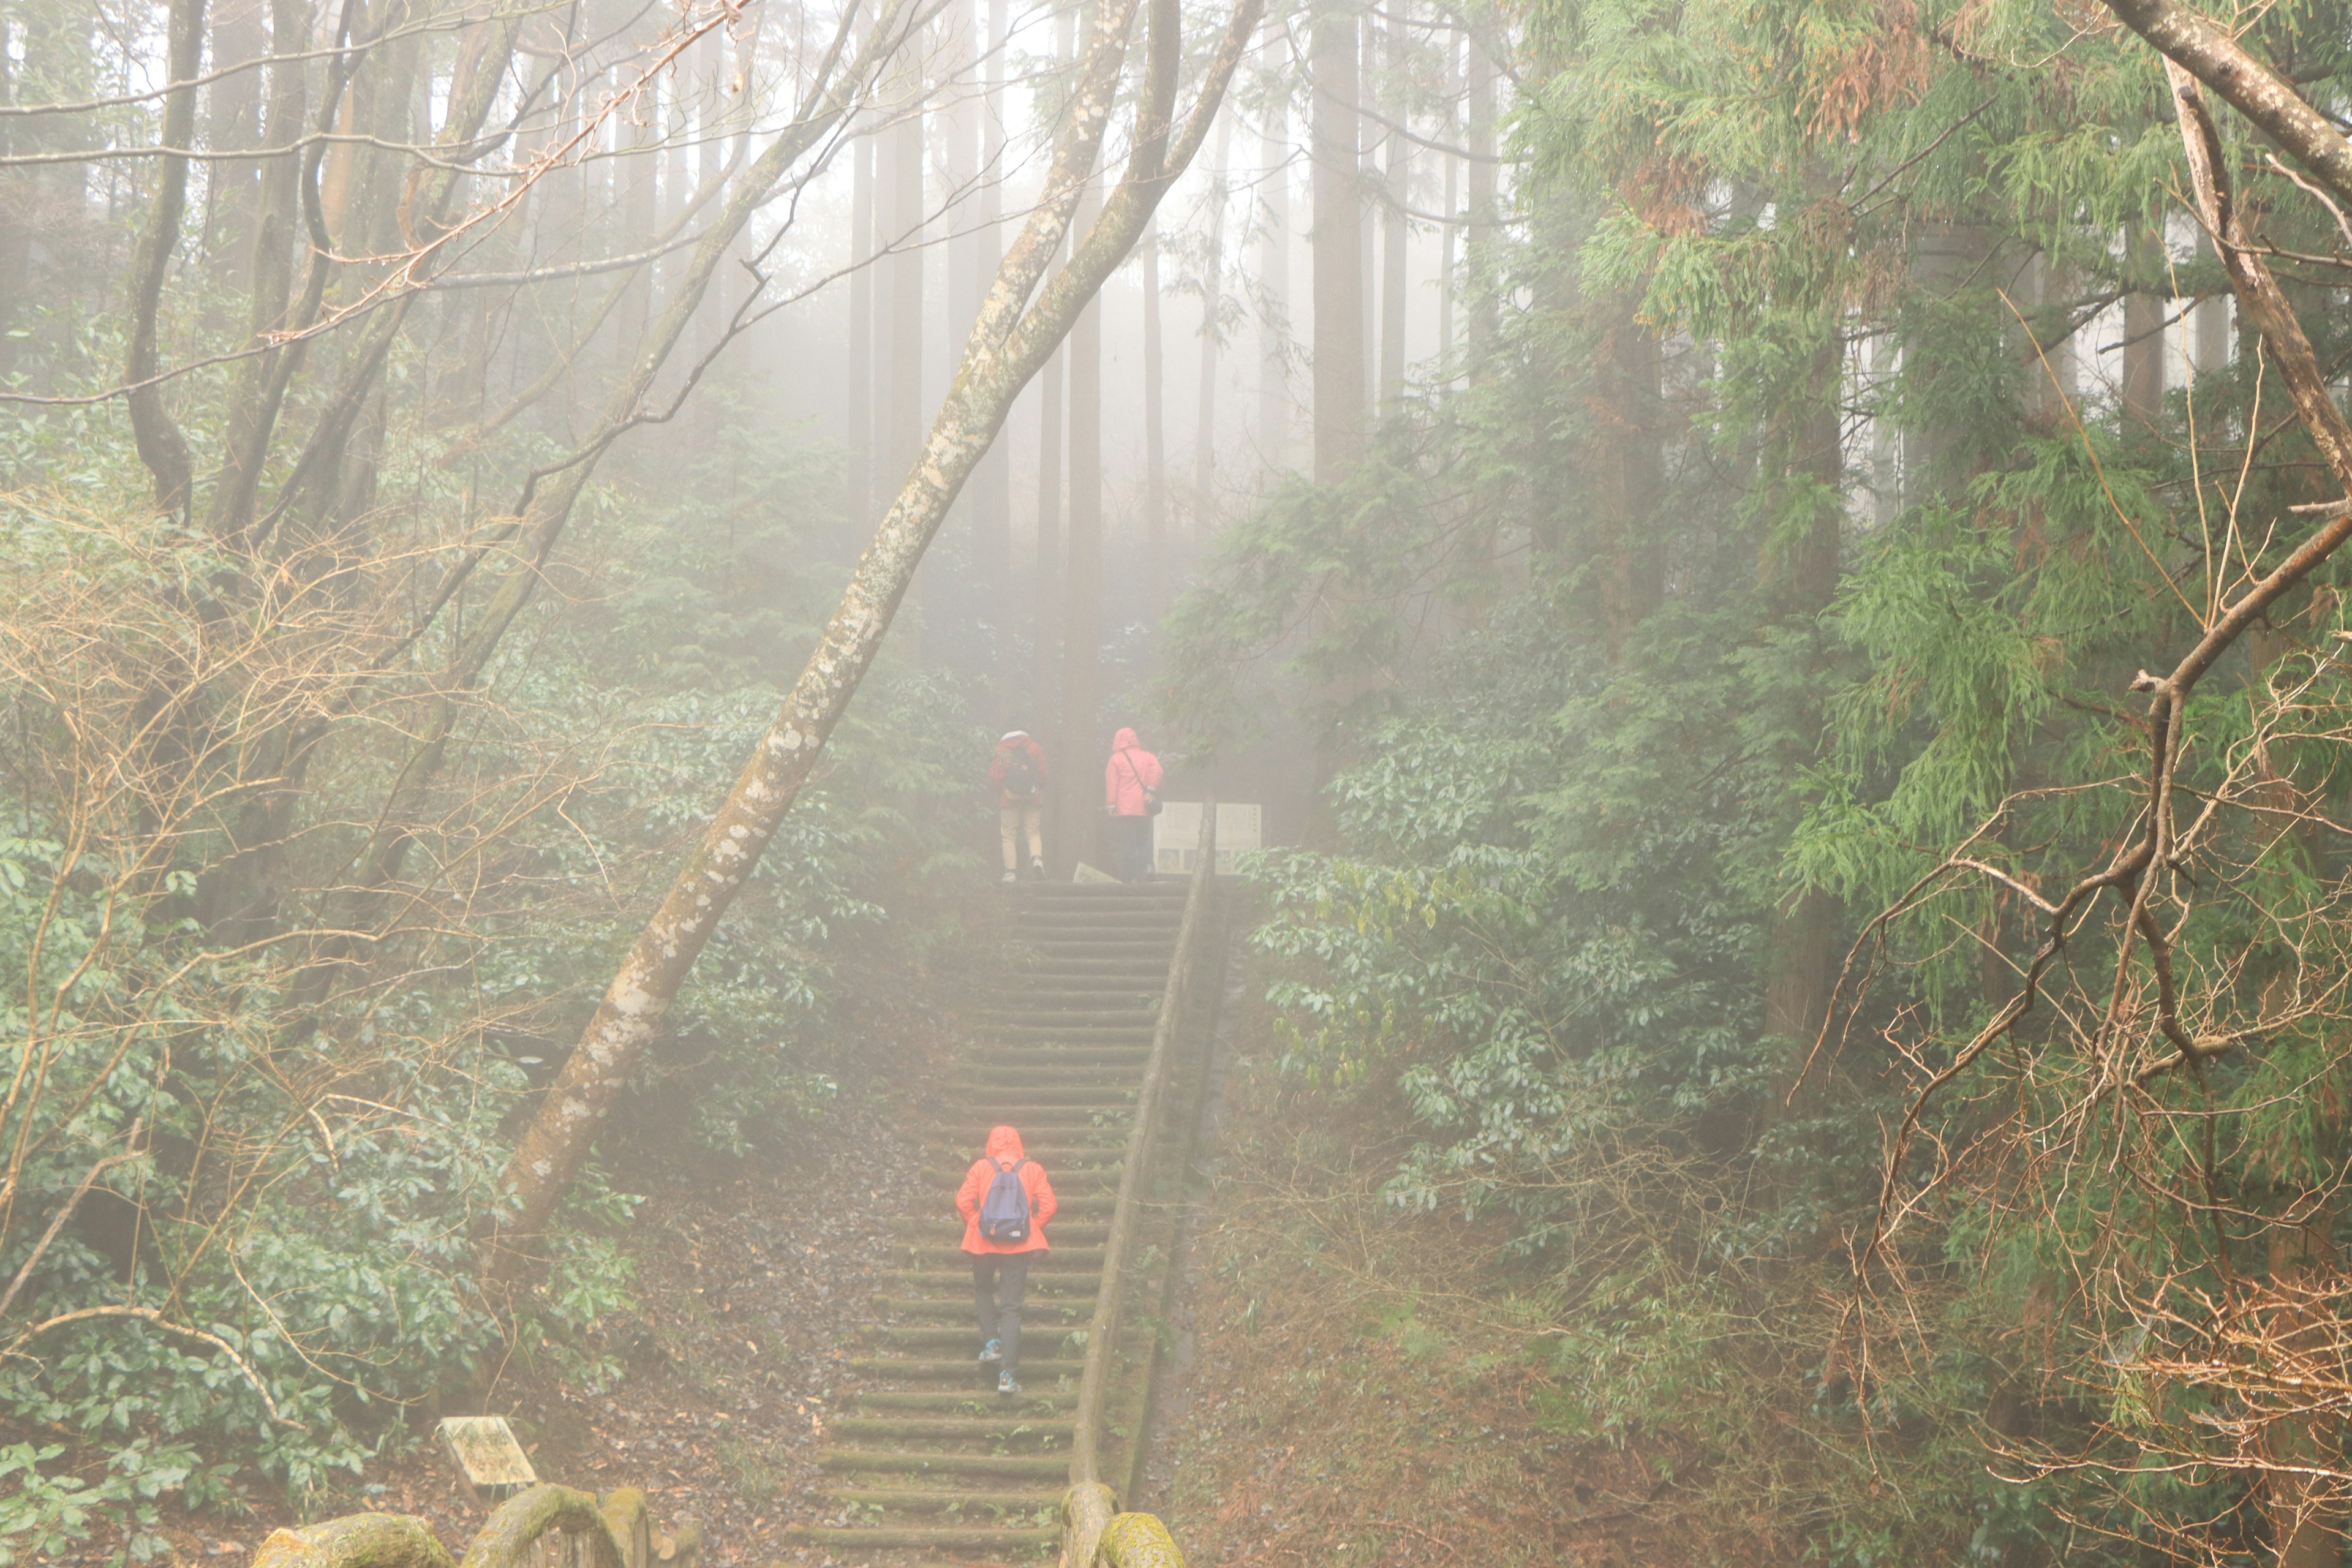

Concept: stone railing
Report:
left=1060, top=801, right=1220, bottom=1568
left=251, top=1483, right=699, bottom=1568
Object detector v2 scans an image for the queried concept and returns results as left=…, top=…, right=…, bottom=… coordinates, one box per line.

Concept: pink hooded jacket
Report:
left=1103, top=728, right=1162, bottom=816
left=957, top=1125, right=1057, bottom=1255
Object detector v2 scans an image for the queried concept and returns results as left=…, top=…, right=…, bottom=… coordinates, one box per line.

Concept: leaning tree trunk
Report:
left=491, top=0, right=1263, bottom=1263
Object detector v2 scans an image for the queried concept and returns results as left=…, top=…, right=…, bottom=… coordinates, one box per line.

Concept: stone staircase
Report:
left=792, top=880, right=1196, bottom=1562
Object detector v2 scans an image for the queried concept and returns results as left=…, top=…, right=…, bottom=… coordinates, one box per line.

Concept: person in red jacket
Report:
left=956, top=1124, right=1058, bottom=1394
left=1102, top=726, right=1163, bottom=882
left=990, top=731, right=1048, bottom=883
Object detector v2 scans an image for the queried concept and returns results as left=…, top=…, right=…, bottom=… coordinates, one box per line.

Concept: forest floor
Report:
left=1140, top=979, right=1691, bottom=1568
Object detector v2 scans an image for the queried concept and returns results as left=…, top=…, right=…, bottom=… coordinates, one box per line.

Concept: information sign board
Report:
left=1153, top=802, right=1262, bottom=875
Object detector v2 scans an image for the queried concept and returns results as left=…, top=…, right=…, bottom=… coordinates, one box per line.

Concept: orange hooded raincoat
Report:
left=956, top=1125, right=1058, bottom=1255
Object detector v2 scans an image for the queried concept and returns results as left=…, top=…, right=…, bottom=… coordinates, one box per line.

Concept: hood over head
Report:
left=1111, top=727, right=1139, bottom=752
left=984, top=1125, right=1025, bottom=1162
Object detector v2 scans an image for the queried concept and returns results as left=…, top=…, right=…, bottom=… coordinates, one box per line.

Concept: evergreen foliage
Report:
left=1166, top=0, right=2352, bottom=1555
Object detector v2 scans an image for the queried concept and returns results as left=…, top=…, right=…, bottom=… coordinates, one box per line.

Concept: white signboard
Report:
left=1153, top=802, right=1262, bottom=875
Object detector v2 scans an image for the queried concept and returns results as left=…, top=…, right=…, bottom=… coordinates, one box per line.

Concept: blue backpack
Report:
left=977, top=1157, right=1033, bottom=1243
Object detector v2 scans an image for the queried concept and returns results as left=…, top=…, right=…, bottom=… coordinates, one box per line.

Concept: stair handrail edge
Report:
left=1061, top=797, right=1216, bottom=1566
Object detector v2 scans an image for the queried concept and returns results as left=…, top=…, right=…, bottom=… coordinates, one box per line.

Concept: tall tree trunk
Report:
left=886, top=61, right=928, bottom=649
left=2193, top=230, right=2231, bottom=375
left=124, top=0, right=208, bottom=515
left=1060, top=178, right=1105, bottom=874
left=205, top=0, right=267, bottom=303
left=206, top=0, right=310, bottom=537
left=0, top=17, right=22, bottom=385
left=1257, top=92, right=1291, bottom=473
left=1464, top=39, right=1496, bottom=374
left=2, top=0, right=100, bottom=393
left=2122, top=224, right=2165, bottom=426
left=1193, top=111, right=1232, bottom=536
left=691, top=24, right=731, bottom=368
left=1030, top=6, right=1078, bottom=740
left=2264, top=1207, right=2345, bottom=1568
left=1902, top=220, right=1989, bottom=494
left=491, top=0, right=1261, bottom=1257
left=1311, top=0, right=1363, bottom=481
left=847, top=127, right=876, bottom=529
left=978, top=0, right=1014, bottom=710
left=1589, top=294, right=1663, bottom=649
left=1033, top=326, right=1065, bottom=734
left=941, top=0, right=985, bottom=672
left=1436, top=29, right=1457, bottom=392
left=1142, top=220, right=1167, bottom=606
left=886, top=80, right=927, bottom=491
left=1378, top=4, right=1408, bottom=407
left=1760, top=325, right=1843, bottom=1057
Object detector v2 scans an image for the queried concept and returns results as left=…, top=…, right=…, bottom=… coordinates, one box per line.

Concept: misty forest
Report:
left=23, top=0, right=2352, bottom=1561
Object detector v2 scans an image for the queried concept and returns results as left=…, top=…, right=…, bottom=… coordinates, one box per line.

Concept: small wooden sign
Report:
left=437, top=1415, right=538, bottom=1502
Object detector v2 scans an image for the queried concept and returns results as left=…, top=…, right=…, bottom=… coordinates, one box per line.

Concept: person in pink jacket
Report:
left=1102, top=726, right=1162, bottom=882
left=956, top=1125, right=1057, bottom=1394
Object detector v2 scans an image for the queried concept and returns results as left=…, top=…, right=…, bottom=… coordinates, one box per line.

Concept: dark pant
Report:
left=1112, top=815, right=1153, bottom=881
left=972, top=1253, right=1030, bottom=1377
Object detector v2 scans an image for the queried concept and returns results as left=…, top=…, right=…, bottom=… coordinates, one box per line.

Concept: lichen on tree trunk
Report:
left=1098, top=1513, right=1188, bottom=1568
left=251, top=1513, right=456, bottom=1568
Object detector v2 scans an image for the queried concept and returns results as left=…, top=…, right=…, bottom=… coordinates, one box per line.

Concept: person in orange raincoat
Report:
left=1102, top=726, right=1163, bottom=883
left=956, top=1125, right=1058, bottom=1395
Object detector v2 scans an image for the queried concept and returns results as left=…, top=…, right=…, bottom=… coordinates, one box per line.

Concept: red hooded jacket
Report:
left=957, top=1125, right=1058, bottom=1255
left=1104, top=728, right=1162, bottom=816
left=990, top=733, right=1048, bottom=810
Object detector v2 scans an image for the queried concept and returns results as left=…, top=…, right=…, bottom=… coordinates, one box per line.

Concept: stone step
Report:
left=1011, top=888, right=1194, bottom=902
left=973, top=1026, right=1156, bottom=1044
left=952, top=1088, right=1137, bottom=1110
left=1012, top=943, right=1179, bottom=959
left=787, top=1525, right=1061, bottom=1550
left=888, top=1219, right=1109, bottom=1246
left=1014, top=908, right=1183, bottom=927
left=994, top=988, right=1160, bottom=1006
left=997, top=968, right=1171, bottom=982
left=875, top=1269, right=1102, bottom=1294
left=925, top=1128, right=1129, bottom=1152
left=945, top=1068, right=1138, bottom=1089
left=845, top=1351, right=1088, bottom=1379
left=870, top=1325, right=1093, bottom=1354
left=1012, top=930, right=1179, bottom=948
left=889, top=1194, right=1117, bottom=1220
left=916, top=1163, right=1120, bottom=1191
left=898, top=1244, right=1104, bottom=1270
left=872, top=1297, right=1096, bottom=1326
left=966, top=1047, right=1152, bottom=1068
left=818, top=1487, right=1063, bottom=1515
left=846, top=1390, right=1078, bottom=1413
left=831, top=1416, right=1076, bottom=1444
left=1013, top=959, right=1175, bottom=976
left=978, top=1010, right=1161, bottom=1030
left=813, top=1457, right=1063, bottom=1476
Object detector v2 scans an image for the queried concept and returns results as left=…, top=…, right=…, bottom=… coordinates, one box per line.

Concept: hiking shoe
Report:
left=1029, top=856, right=1046, bottom=880
left=979, top=1339, right=1002, bottom=1364
left=1001, top=869, right=1018, bottom=884
left=998, top=1371, right=1022, bottom=1396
